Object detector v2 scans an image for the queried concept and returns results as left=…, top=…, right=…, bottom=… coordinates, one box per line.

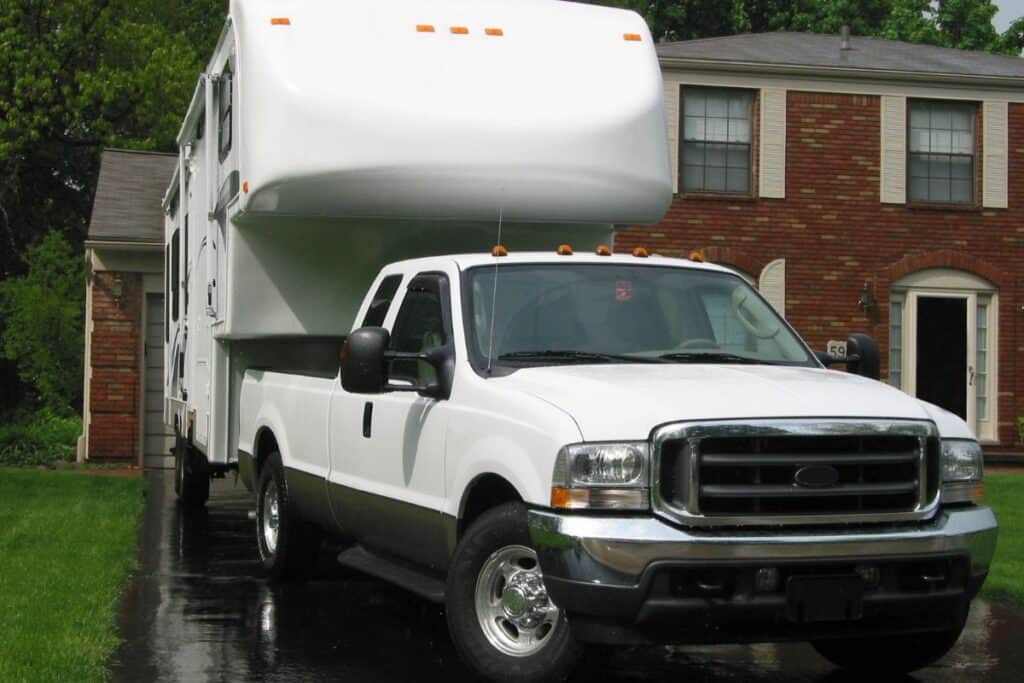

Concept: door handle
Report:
left=968, top=365, right=975, bottom=387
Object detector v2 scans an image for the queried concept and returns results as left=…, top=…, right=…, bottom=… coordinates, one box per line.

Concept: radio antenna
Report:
left=485, top=199, right=504, bottom=375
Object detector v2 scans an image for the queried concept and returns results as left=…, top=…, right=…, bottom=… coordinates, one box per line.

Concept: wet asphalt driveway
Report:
left=111, top=472, right=1023, bottom=682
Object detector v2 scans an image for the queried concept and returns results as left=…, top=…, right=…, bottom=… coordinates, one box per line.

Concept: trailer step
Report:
left=337, top=545, right=446, bottom=603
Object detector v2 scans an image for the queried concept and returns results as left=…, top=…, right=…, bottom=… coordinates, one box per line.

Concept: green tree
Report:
left=0, top=231, right=86, bottom=413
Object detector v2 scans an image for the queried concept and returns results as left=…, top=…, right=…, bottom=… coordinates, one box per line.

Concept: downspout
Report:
left=77, top=248, right=94, bottom=463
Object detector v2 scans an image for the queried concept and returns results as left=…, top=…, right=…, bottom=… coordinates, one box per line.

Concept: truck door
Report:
left=328, top=271, right=452, bottom=570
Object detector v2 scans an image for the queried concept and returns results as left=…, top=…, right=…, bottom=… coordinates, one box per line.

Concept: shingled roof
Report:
left=87, top=149, right=177, bottom=244
left=657, top=32, right=1024, bottom=80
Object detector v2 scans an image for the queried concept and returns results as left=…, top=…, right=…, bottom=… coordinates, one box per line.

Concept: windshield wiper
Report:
left=659, top=351, right=776, bottom=365
left=498, top=350, right=666, bottom=364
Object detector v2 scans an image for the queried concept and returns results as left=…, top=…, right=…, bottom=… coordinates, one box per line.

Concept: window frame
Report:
left=384, top=271, right=456, bottom=396
left=218, top=64, right=233, bottom=161
left=679, top=86, right=757, bottom=197
left=170, top=229, right=180, bottom=322
left=906, top=99, right=979, bottom=206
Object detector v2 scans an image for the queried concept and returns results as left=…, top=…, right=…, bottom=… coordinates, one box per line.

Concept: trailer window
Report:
left=362, top=275, right=403, bottom=327
left=170, top=229, right=180, bottom=322
left=218, top=65, right=233, bottom=160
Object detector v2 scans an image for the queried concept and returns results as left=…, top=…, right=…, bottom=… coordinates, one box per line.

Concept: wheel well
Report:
left=458, top=474, right=522, bottom=538
left=253, top=428, right=279, bottom=479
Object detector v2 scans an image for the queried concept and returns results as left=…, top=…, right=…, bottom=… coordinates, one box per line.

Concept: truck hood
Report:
left=496, top=363, right=971, bottom=441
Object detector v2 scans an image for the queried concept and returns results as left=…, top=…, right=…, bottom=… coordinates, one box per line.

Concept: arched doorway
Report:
left=890, top=268, right=998, bottom=442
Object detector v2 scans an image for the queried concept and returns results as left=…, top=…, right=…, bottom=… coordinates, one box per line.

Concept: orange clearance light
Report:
left=491, top=245, right=509, bottom=257
left=624, top=32, right=642, bottom=42
left=485, top=27, right=504, bottom=36
left=556, top=244, right=574, bottom=256
left=270, top=17, right=291, bottom=26
left=632, top=246, right=650, bottom=258
left=242, top=181, right=249, bottom=193
left=689, top=250, right=706, bottom=262
left=416, top=24, right=436, bottom=33
left=450, top=26, right=469, bottom=35
left=596, top=245, right=612, bottom=256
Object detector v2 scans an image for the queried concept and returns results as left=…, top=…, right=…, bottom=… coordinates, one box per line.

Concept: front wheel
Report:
left=812, top=623, right=965, bottom=674
left=446, top=503, right=581, bottom=683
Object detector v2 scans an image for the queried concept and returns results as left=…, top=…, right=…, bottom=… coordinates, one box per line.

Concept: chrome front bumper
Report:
left=528, top=506, right=998, bottom=588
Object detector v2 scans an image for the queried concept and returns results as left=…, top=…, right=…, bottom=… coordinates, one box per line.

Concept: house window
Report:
left=218, top=65, right=233, bottom=160
left=976, top=302, right=988, bottom=420
left=908, top=101, right=975, bottom=204
left=681, top=88, right=753, bottom=194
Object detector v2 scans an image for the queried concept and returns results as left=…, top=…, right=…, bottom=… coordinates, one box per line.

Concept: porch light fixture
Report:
left=858, top=282, right=878, bottom=320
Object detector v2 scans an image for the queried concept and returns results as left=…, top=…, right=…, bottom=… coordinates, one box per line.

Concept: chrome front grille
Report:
left=652, top=420, right=941, bottom=527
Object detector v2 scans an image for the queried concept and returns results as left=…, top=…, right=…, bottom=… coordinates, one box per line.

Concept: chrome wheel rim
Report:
left=262, top=484, right=280, bottom=555
left=474, top=544, right=560, bottom=657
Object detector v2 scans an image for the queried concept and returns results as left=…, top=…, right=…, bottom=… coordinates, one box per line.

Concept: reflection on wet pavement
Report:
left=112, top=472, right=1023, bottom=682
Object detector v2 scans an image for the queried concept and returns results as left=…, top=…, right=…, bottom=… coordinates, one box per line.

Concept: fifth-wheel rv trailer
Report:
left=164, top=1, right=997, bottom=681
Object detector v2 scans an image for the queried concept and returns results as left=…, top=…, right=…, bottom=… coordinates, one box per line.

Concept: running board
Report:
left=337, top=545, right=446, bottom=603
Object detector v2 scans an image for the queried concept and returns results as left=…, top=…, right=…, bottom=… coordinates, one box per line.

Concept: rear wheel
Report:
left=812, top=623, right=966, bottom=674
left=255, top=451, right=321, bottom=579
left=446, top=503, right=581, bottom=683
left=174, top=435, right=209, bottom=508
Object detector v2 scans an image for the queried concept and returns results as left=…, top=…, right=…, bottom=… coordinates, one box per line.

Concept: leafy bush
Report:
left=0, top=231, right=85, bottom=413
left=1019, top=417, right=1024, bottom=449
left=0, top=411, right=81, bottom=466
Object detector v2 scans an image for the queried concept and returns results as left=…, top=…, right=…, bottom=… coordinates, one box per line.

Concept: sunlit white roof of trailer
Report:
left=231, top=0, right=671, bottom=225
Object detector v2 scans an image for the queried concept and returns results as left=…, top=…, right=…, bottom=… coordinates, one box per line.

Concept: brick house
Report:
left=80, top=149, right=177, bottom=467
left=617, top=32, right=1024, bottom=456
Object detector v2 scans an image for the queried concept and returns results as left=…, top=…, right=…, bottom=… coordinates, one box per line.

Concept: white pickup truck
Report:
left=236, top=250, right=996, bottom=683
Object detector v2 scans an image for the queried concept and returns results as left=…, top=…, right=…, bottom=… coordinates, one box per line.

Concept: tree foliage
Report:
left=585, top=0, right=1022, bottom=53
left=0, top=231, right=86, bottom=413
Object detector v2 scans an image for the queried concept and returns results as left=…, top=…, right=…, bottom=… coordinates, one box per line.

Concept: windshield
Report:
left=463, top=263, right=816, bottom=368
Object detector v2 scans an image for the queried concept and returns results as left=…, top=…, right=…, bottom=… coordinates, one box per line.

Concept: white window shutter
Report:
left=758, top=87, right=787, bottom=199
left=983, top=100, right=1009, bottom=209
left=665, top=79, right=680, bottom=193
left=759, top=258, right=786, bottom=318
left=880, top=96, right=907, bottom=204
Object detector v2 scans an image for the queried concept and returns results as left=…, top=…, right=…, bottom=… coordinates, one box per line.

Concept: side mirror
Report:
left=816, top=333, right=881, bottom=381
left=341, top=327, right=389, bottom=394
left=845, top=333, right=880, bottom=381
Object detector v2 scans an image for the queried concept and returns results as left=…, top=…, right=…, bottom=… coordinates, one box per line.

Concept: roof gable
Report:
left=87, top=149, right=177, bottom=244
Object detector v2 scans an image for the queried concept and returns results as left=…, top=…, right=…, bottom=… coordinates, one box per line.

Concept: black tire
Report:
left=446, top=503, right=581, bottom=683
left=255, top=451, right=322, bottom=580
left=812, top=623, right=966, bottom=674
left=174, top=435, right=209, bottom=508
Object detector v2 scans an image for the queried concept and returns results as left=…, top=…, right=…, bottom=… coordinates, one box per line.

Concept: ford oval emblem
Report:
left=794, top=464, right=840, bottom=488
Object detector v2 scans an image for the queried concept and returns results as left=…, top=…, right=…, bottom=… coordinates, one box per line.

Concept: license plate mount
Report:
left=786, top=575, right=864, bottom=623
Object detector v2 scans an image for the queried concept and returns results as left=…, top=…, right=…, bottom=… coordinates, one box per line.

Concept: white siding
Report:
left=759, top=258, right=786, bottom=317
left=982, top=100, right=1009, bottom=209
left=664, top=78, right=680, bottom=193
left=759, top=87, right=787, bottom=198
left=880, top=95, right=907, bottom=204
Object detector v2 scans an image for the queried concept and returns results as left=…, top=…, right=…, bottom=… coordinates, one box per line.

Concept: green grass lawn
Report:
left=982, top=472, right=1024, bottom=610
left=0, top=470, right=145, bottom=683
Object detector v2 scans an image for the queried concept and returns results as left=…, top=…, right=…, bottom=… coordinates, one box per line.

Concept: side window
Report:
left=218, top=65, right=233, bottom=160
left=361, top=274, right=403, bottom=327
left=170, top=229, right=180, bottom=322
left=388, top=283, right=445, bottom=385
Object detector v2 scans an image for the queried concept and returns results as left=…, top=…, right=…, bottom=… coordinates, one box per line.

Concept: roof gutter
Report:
left=658, top=56, right=1024, bottom=90
left=85, top=239, right=163, bottom=252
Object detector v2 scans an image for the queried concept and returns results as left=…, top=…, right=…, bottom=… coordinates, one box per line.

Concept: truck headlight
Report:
left=550, top=442, right=649, bottom=510
left=941, top=439, right=984, bottom=504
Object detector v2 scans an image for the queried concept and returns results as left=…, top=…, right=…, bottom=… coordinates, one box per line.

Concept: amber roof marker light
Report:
left=491, top=245, right=509, bottom=257
left=556, top=244, right=574, bottom=256
left=623, top=33, right=642, bottom=42
left=485, top=27, right=504, bottom=36
left=450, top=26, right=469, bottom=35
left=595, top=245, right=612, bottom=256
left=270, top=17, right=291, bottom=26
left=689, top=251, right=706, bottom=262
left=632, top=246, right=649, bottom=258
left=416, top=24, right=436, bottom=33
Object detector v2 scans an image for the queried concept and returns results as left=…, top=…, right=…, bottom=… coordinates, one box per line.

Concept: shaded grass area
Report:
left=981, top=472, right=1024, bottom=610
left=0, top=469, right=145, bottom=682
